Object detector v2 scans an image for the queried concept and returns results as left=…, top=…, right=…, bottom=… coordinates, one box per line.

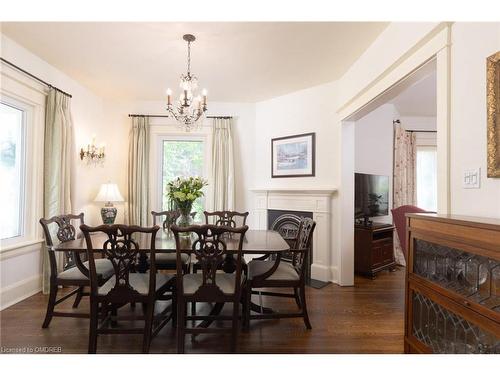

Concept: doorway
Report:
left=352, top=60, right=437, bottom=276
left=337, top=27, right=451, bottom=286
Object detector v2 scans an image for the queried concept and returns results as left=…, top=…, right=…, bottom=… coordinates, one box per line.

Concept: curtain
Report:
left=211, top=118, right=235, bottom=211
left=393, top=123, right=416, bottom=266
left=127, top=116, right=149, bottom=226
left=42, top=89, right=73, bottom=294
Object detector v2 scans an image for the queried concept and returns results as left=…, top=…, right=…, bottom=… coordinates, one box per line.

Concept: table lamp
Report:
left=94, top=183, right=124, bottom=224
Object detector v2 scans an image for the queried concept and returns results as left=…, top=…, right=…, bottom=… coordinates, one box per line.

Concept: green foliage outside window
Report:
left=162, top=140, right=205, bottom=221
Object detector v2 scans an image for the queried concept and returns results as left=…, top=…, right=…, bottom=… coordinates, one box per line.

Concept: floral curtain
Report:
left=393, top=123, right=416, bottom=266
left=42, top=89, right=73, bottom=294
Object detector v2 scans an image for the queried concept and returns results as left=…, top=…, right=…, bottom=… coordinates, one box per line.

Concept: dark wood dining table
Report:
left=53, top=229, right=289, bottom=323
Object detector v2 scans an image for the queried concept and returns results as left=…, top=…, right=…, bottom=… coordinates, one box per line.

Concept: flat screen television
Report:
left=354, top=173, right=389, bottom=225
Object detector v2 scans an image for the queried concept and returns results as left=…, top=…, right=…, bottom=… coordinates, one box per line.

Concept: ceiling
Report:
left=390, top=70, right=437, bottom=117
left=1, top=22, right=388, bottom=102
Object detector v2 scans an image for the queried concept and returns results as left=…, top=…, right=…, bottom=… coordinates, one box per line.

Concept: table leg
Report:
left=221, top=254, right=236, bottom=273
left=137, top=253, right=149, bottom=273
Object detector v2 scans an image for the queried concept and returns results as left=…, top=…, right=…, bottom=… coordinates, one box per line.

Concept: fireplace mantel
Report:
left=250, top=187, right=337, bottom=283
left=250, top=187, right=337, bottom=195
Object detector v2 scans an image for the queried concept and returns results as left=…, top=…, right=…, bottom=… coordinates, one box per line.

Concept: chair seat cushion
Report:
left=98, top=273, right=174, bottom=296
left=57, top=259, right=114, bottom=281
left=182, top=273, right=242, bottom=295
left=155, top=252, right=190, bottom=265
left=248, top=260, right=300, bottom=281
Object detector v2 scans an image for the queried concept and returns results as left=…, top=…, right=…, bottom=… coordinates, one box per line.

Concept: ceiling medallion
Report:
left=166, top=34, right=208, bottom=131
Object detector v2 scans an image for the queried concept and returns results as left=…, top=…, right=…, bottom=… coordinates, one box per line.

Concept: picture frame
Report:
left=271, top=132, right=315, bottom=178
left=487, top=51, right=500, bottom=178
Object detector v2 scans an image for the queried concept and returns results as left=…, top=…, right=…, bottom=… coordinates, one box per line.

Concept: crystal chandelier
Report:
left=166, top=34, right=207, bottom=131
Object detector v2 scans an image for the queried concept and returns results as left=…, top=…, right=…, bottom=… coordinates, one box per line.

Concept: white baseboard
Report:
left=0, top=274, right=42, bottom=311
left=311, top=263, right=330, bottom=282
left=311, top=264, right=339, bottom=285
left=330, top=266, right=339, bottom=284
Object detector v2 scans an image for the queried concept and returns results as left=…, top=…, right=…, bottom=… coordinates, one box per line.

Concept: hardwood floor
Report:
left=0, top=269, right=405, bottom=354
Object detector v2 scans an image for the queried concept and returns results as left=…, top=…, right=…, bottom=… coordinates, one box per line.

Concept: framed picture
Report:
left=271, top=132, right=315, bottom=178
left=487, top=51, right=500, bottom=177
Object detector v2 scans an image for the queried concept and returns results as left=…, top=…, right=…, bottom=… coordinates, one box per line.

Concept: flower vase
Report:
left=175, top=201, right=194, bottom=236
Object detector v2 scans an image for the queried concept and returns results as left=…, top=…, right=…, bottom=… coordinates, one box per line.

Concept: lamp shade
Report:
left=94, top=183, right=124, bottom=203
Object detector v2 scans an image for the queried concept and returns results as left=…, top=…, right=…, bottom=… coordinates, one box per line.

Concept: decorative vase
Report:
left=101, top=203, right=117, bottom=224
left=175, top=201, right=194, bottom=236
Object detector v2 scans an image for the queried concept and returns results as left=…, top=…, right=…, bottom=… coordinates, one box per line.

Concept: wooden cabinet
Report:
left=354, top=223, right=396, bottom=278
left=405, top=214, right=500, bottom=354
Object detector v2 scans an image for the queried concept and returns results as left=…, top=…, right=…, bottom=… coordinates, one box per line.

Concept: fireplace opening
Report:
left=267, top=209, right=313, bottom=281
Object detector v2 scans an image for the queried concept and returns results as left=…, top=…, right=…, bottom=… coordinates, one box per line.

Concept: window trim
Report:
left=0, top=64, right=45, bottom=253
left=0, top=99, right=28, bottom=242
left=149, top=122, right=213, bottom=226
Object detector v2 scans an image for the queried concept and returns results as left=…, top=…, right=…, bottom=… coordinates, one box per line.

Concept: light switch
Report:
left=463, top=168, right=480, bottom=189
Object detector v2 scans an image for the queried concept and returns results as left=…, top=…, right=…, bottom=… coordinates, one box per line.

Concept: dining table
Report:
left=53, top=229, right=290, bottom=324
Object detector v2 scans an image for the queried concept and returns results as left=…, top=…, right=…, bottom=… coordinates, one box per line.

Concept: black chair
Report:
left=80, top=224, right=175, bottom=353
left=203, top=210, right=249, bottom=227
left=39, top=213, right=114, bottom=328
left=244, top=217, right=316, bottom=330
left=192, top=210, right=249, bottom=315
left=171, top=224, right=248, bottom=353
left=151, top=210, right=191, bottom=274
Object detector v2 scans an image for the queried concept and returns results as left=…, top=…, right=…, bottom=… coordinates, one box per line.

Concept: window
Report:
left=161, top=139, right=205, bottom=221
left=416, top=146, right=437, bottom=212
left=0, top=102, right=25, bottom=240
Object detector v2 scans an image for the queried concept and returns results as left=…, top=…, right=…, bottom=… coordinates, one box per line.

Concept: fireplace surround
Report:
left=251, top=188, right=336, bottom=282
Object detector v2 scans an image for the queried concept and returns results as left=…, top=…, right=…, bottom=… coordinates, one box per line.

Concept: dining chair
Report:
left=39, top=213, right=114, bottom=328
left=171, top=224, right=249, bottom=353
left=191, top=210, right=250, bottom=314
left=151, top=210, right=191, bottom=274
left=80, top=224, right=175, bottom=353
left=243, top=217, right=316, bottom=330
left=203, top=210, right=249, bottom=227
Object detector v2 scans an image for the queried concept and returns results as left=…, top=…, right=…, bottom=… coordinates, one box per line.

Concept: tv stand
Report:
left=354, top=222, right=396, bottom=278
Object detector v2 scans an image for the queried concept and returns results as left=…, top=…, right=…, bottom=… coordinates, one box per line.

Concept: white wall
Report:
left=254, top=81, right=339, bottom=190
left=354, top=104, right=397, bottom=224
left=399, top=116, right=436, bottom=131
left=450, top=22, right=500, bottom=217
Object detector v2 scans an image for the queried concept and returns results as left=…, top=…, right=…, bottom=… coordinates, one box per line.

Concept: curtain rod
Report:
left=0, top=57, right=73, bottom=98
left=393, top=119, right=436, bottom=133
left=406, top=130, right=437, bottom=133
left=128, top=114, right=232, bottom=119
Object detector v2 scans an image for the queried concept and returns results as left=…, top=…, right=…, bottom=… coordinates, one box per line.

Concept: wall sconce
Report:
left=80, top=134, right=105, bottom=164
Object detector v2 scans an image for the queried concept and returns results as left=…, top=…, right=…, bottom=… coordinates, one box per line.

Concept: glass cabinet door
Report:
left=412, top=238, right=500, bottom=314
left=411, top=289, right=500, bottom=353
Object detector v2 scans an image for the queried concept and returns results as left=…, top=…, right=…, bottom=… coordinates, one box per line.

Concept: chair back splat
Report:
left=40, top=213, right=85, bottom=273
left=292, top=217, right=316, bottom=278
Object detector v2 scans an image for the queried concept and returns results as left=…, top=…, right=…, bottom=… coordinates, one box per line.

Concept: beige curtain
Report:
left=211, top=118, right=235, bottom=211
left=393, top=123, right=416, bottom=265
left=127, top=116, right=149, bottom=226
left=42, top=89, right=73, bottom=294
